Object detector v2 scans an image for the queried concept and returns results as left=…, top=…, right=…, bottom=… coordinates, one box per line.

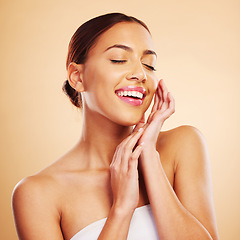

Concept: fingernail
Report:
left=140, top=142, right=144, bottom=146
left=138, top=128, right=143, bottom=132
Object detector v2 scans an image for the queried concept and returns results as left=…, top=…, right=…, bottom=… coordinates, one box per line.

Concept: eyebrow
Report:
left=104, top=44, right=157, bottom=57
left=143, top=49, right=157, bottom=57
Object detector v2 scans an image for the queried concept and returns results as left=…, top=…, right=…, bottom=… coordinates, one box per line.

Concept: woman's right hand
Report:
left=110, top=129, right=144, bottom=214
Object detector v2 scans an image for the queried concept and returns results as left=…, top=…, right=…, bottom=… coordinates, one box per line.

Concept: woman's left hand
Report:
left=134, top=79, right=175, bottom=148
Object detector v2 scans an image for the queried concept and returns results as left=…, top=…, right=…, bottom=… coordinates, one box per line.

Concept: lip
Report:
left=115, top=86, right=146, bottom=95
left=115, top=86, right=146, bottom=106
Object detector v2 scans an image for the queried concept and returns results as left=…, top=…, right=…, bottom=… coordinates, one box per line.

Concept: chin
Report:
left=115, top=113, right=144, bottom=127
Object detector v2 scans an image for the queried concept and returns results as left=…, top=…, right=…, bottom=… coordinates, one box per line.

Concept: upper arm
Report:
left=173, top=126, right=219, bottom=239
left=12, top=176, right=64, bottom=240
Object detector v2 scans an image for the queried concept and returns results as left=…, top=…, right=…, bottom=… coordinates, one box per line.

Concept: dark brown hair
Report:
left=62, top=13, right=150, bottom=108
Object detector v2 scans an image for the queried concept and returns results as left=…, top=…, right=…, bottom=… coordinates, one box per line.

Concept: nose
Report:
left=126, top=62, right=147, bottom=83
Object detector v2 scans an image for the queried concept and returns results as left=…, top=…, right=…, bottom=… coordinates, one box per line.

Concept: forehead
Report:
left=88, top=22, right=155, bottom=55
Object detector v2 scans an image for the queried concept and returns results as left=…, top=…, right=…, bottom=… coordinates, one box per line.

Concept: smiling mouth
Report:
left=115, top=86, right=146, bottom=106
left=116, top=90, right=144, bottom=99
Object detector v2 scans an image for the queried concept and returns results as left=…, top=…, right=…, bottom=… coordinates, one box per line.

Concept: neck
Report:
left=77, top=106, right=133, bottom=169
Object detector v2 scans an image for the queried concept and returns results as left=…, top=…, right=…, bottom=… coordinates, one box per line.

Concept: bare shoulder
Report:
left=12, top=169, right=65, bottom=239
left=158, top=125, right=205, bottom=145
left=157, top=125, right=208, bottom=162
left=12, top=169, right=62, bottom=225
left=12, top=148, right=84, bottom=207
left=155, top=125, right=208, bottom=186
left=11, top=151, right=87, bottom=239
left=12, top=170, right=58, bottom=205
left=12, top=145, right=100, bottom=216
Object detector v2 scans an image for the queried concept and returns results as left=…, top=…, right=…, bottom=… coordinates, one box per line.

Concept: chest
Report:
left=70, top=205, right=159, bottom=240
left=60, top=162, right=174, bottom=240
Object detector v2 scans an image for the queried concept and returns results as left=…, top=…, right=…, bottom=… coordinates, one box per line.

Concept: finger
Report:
left=110, top=145, right=121, bottom=169
left=121, top=128, right=144, bottom=171
left=162, top=92, right=175, bottom=115
left=154, top=92, right=175, bottom=121
left=147, top=112, right=154, bottom=124
left=148, top=81, right=162, bottom=123
left=152, top=80, right=162, bottom=112
left=120, top=127, right=144, bottom=151
left=133, top=114, right=145, bottom=132
left=168, top=92, right=175, bottom=115
left=128, top=143, right=143, bottom=173
left=151, top=88, right=160, bottom=113
left=160, top=79, right=168, bottom=102
left=125, top=128, right=144, bottom=153
left=159, top=79, right=172, bottom=112
left=149, top=84, right=174, bottom=124
left=110, top=131, right=136, bottom=168
left=159, top=101, right=168, bottom=113
left=150, top=80, right=166, bottom=122
left=157, top=80, right=164, bottom=110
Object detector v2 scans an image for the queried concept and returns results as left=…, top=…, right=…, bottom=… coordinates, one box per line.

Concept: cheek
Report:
left=83, top=64, right=106, bottom=92
left=148, top=75, right=159, bottom=96
left=143, top=75, right=158, bottom=109
left=82, top=64, right=118, bottom=109
left=84, top=62, right=123, bottom=88
left=152, top=75, right=159, bottom=89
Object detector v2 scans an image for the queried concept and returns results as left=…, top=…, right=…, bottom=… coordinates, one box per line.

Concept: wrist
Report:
left=140, top=146, right=160, bottom=164
left=110, top=204, right=135, bottom=220
left=141, top=145, right=158, bottom=155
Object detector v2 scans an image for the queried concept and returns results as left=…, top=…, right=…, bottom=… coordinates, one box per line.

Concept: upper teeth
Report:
left=117, top=91, right=144, bottom=99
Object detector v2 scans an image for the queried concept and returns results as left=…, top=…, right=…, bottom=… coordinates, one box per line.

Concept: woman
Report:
left=12, top=13, right=219, bottom=240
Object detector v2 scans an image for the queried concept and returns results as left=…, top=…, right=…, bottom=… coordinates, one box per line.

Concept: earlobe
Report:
left=67, top=62, right=85, bottom=92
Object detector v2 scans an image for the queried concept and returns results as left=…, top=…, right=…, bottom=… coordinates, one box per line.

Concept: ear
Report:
left=67, top=62, right=85, bottom=92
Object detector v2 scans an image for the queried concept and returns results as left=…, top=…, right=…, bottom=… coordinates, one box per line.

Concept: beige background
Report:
left=1, top=0, right=239, bottom=239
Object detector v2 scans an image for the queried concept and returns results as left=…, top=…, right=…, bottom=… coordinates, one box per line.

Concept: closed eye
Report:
left=143, top=63, right=156, bottom=71
left=110, top=60, right=156, bottom=71
left=110, top=60, right=127, bottom=63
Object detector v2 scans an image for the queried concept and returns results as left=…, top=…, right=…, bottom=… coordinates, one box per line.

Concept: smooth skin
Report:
left=12, top=22, right=219, bottom=240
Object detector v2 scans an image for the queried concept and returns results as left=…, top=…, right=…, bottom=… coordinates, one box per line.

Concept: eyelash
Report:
left=110, top=60, right=127, bottom=63
left=143, top=64, right=156, bottom=71
left=110, top=60, right=156, bottom=71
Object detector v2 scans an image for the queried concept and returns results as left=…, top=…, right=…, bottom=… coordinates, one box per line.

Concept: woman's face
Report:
left=81, top=22, right=158, bottom=126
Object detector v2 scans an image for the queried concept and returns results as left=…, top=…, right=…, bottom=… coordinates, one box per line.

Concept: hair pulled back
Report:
left=62, top=13, right=150, bottom=108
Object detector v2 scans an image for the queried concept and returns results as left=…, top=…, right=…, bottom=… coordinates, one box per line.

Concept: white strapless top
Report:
left=70, top=204, right=159, bottom=240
